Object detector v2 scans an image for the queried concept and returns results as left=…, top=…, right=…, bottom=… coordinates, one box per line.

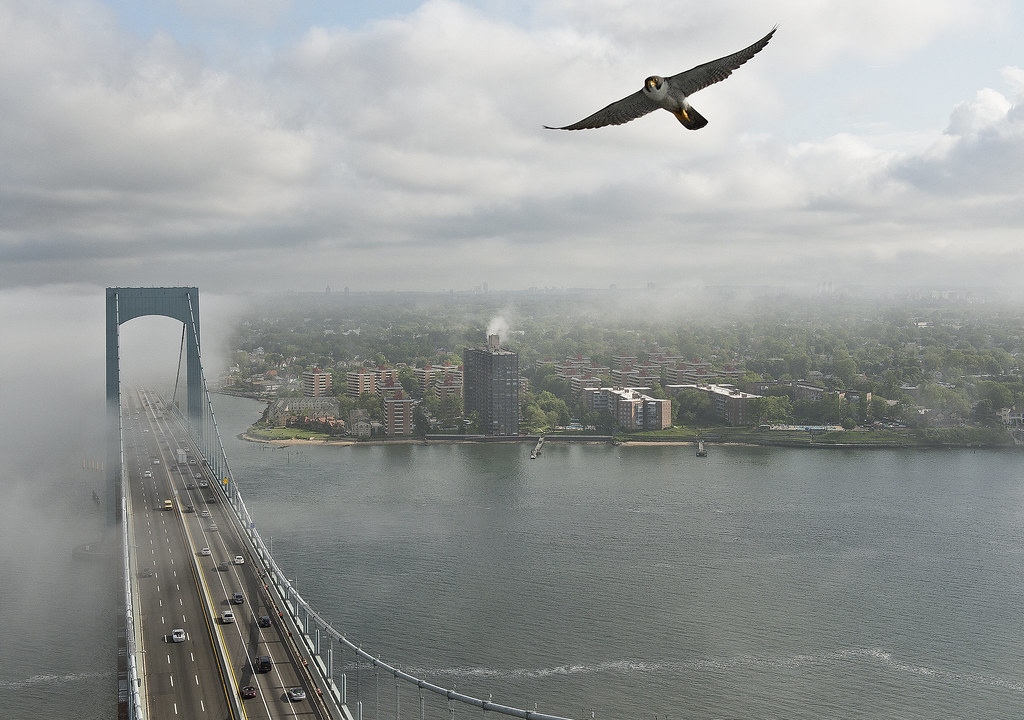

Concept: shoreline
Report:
left=239, top=432, right=1019, bottom=451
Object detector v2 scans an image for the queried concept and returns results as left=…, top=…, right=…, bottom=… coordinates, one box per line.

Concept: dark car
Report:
left=140, top=567, right=154, bottom=578
left=241, top=685, right=257, bottom=699
left=257, top=615, right=272, bottom=628
left=184, top=505, right=195, bottom=513
left=255, top=654, right=272, bottom=672
left=232, top=592, right=244, bottom=604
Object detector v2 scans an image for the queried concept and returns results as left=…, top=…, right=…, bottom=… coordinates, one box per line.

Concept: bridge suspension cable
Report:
left=171, top=323, right=185, bottom=410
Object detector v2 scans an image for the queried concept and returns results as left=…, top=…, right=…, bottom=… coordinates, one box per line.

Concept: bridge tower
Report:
left=105, top=287, right=203, bottom=525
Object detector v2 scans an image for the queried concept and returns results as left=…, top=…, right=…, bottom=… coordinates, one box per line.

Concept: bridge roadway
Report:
left=125, top=389, right=328, bottom=720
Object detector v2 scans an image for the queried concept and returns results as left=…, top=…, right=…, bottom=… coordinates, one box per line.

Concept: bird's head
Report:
left=643, top=76, right=666, bottom=99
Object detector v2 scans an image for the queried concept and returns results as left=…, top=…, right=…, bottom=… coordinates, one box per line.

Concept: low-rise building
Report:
left=269, top=397, right=340, bottom=424
left=999, top=405, right=1024, bottom=426
left=349, top=409, right=371, bottom=438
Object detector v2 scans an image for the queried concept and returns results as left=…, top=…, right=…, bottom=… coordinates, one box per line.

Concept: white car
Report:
left=171, top=628, right=186, bottom=643
left=200, top=510, right=210, bottom=518
left=142, top=470, right=152, bottom=478
left=199, top=547, right=211, bottom=556
left=208, top=523, right=218, bottom=531
left=221, top=610, right=235, bottom=624
left=233, top=555, right=245, bottom=565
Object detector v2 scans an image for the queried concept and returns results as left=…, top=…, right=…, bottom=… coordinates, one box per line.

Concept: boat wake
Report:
left=413, top=647, right=1024, bottom=693
left=0, top=671, right=112, bottom=690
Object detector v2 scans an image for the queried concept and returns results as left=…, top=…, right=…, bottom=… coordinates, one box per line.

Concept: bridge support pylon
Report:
left=105, top=286, right=203, bottom=526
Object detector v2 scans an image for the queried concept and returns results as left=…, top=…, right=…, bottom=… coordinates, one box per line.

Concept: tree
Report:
left=973, top=398, right=996, bottom=425
left=397, top=367, right=420, bottom=398
left=356, top=392, right=383, bottom=421
left=750, top=396, right=792, bottom=426
left=673, top=390, right=714, bottom=426
left=413, top=406, right=430, bottom=437
left=977, top=381, right=1014, bottom=411
left=521, top=403, right=548, bottom=432
left=432, top=394, right=462, bottom=427
left=594, top=411, right=618, bottom=434
left=870, top=395, right=891, bottom=420
left=832, top=350, right=858, bottom=387
left=534, top=391, right=570, bottom=426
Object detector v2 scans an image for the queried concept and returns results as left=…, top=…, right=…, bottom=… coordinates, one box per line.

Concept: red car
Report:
left=241, top=686, right=257, bottom=699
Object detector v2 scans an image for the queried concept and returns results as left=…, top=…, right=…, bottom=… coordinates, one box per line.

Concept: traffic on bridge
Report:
left=124, top=388, right=330, bottom=719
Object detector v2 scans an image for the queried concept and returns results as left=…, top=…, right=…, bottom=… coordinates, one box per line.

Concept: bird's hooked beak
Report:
left=645, top=77, right=661, bottom=90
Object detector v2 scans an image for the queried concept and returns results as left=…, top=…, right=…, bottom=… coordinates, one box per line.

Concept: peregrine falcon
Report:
left=545, top=27, right=776, bottom=131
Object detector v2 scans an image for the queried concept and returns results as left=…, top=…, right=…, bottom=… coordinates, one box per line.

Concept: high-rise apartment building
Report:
left=463, top=335, right=519, bottom=436
left=301, top=368, right=332, bottom=397
left=346, top=370, right=376, bottom=397
left=383, top=392, right=415, bottom=436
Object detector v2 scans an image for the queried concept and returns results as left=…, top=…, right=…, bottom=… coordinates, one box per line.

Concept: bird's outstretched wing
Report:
left=667, top=26, right=776, bottom=97
left=544, top=88, right=659, bottom=131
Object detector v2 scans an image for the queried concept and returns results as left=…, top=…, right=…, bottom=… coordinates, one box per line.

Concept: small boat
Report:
left=696, top=438, right=707, bottom=457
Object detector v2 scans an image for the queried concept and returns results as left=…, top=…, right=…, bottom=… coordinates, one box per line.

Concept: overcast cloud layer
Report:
left=2, top=0, right=1024, bottom=293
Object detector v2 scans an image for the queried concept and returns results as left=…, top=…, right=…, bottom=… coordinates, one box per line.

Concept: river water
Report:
left=214, top=394, right=1024, bottom=720
left=6, top=391, right=1022, bottom=720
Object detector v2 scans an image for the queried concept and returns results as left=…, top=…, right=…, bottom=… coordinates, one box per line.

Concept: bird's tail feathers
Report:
left=675, top=106, right=708, bottom=130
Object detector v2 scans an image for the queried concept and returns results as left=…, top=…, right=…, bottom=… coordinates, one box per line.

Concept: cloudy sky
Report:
left=2, top=0, right=1024, bottom=294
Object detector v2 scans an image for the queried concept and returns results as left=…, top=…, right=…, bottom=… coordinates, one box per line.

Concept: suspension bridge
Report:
left=106, top=287, right=579, bottom=720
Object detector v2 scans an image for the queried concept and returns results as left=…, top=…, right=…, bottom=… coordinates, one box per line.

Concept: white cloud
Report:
left=1, top=0, right=1023, bottom=292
